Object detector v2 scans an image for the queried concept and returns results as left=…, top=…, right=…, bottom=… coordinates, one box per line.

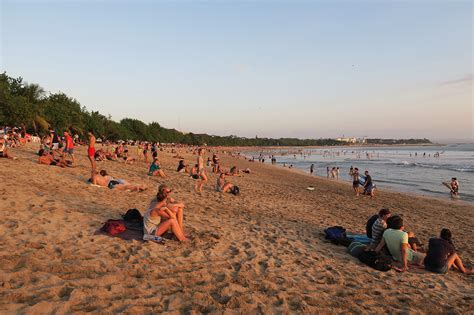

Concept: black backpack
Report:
left=366, top=214, right=379, bottom=238
left=324, top=226, right=353, bottom=247
left=122, top=209, right=143, bottom=222
left=359, top=250, right=392, bottom=272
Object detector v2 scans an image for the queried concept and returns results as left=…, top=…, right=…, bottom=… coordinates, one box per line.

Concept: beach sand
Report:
left=0, top=143, right=472, bottom=313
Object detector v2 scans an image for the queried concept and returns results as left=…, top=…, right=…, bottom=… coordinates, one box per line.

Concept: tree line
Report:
left=0, top=72, right=430, bottom=146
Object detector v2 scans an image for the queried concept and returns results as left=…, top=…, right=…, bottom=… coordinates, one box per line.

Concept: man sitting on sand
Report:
left=177, top=160, right=188, bottom=173
left=216, top=173, right=234, bottom=193
left=371, top=208, right=391, bottom=245
left=91, top=169, right=147, bottom=192
left=375, top=216, right=425, bottom=272
left=0, top=132, right=17, bottom=159
left=424, top=228, right=472, bottom=274
left=143, top=185, right=187, bottom=242
left=148, top=158, right=166, bottom=177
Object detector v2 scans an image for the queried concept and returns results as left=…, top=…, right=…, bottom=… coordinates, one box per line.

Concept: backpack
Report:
left=324, top=226, right=352, bottom=246
left=231, top=185, right=240, bottom=196
left=358, top=250, right=392, bottom=272
left=366, top=214, right=379, bottom=238
left=100, top=219, right=126, bottom=235
left=122, top=208, right=143, bottom=222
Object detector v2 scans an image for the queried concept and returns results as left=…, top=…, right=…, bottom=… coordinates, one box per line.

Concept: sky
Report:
left=1, top=0, right=472, bottom=142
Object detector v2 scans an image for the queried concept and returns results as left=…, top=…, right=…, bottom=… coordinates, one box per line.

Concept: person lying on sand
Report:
left=91, top=170, right=147, bottom=192
left=424, top=228, right=472, bottom=274
left=375, top=216, right=425, bottom=272
left=216, top=173, right=234, bottom=193
left=143, top=185, right=187, bottom=242
left=38, top=149, right=70, bottom=167
left=148, top=158, right=166, bottom=177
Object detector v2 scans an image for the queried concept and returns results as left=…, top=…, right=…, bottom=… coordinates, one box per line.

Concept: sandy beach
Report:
left=0, top=143, right=472, bottom=314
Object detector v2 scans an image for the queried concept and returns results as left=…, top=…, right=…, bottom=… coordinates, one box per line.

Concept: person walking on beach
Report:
left=310, top=164, right=314, bottom=175
left=352, top=167, right=360, bottom=196
left=450, top=177, right=459, bottom=198
left=63, top=131, right=75, bottom=165
left=87, top=129, right=96, bottom=171
left=195, top=148, right=208, bottom=193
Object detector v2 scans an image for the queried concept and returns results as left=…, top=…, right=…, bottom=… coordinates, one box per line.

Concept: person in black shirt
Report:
left=424, top=229, right=472, bottom=274
left=363, top=170, right=375, bottom=197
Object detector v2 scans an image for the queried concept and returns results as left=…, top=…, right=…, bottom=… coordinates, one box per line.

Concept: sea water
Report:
left=247, top=143, right=474, bottom=203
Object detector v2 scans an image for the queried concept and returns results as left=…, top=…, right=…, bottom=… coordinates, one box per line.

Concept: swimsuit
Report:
left=88, top=147, right=95, bottom=157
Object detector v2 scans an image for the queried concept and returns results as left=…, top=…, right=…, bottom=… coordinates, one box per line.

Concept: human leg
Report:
left=155, top=219, right=187, bottom=242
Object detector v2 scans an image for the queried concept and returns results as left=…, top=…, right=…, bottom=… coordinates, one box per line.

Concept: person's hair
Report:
left=440, top=228, right=454, bottom=246
left=379, top=208, right=391, bottom=217
left=99, top=170, right=108, bottom=176
left=88, top=129, right=93, bottom=133
left=387, top=215, right=403, bottom=229
left=156, top=191, right=167, bottom=202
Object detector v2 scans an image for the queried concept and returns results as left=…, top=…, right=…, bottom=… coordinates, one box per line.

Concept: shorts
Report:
left=65, top=148, right=74, bottom=154
left=353, top=181, right=360, bottom=188
left=425, top=264, right=448, bottom=274
left=409, top=250, right=425, bottom=265
left=88, top=147, right=95, bottom=157
left=52, top=143, right=59, bottom=150
left=108, top=180, right=121, bottom=189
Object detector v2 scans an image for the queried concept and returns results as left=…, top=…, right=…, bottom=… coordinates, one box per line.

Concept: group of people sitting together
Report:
left=0, top=127, right=19, bottom=159
left=364, top=208, right=471, bottom=274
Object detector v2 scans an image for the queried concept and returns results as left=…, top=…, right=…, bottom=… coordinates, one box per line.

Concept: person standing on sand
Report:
left=450, top=177, right=459, bottom=198
left=336, top=167, right=340, bottom=180
left=310, top=164, right=314, bottom=175
left=87, top=129, right=96, bottom=171
left=195, top=148, right=208, bottom=193
left=326, top=167, right=330, bottom=178
left=63, top=131, right=75, bottom=165
left=352, top=167, right=360, bottom=196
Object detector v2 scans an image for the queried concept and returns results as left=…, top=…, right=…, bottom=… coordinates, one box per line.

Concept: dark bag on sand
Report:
left=122, top=208, right=143, bottom=222
left=358, top=250, right=392, bottom=272
left=324, top=226, right=353, bottom=246
left=100, top=220, right=126, bottom=235
left=231, top=185, right=240, bottom=196
left=366, top=214, right=379, bottom=238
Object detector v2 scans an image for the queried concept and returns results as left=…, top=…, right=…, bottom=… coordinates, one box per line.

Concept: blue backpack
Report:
left=324, top=226, right=351, bottom=246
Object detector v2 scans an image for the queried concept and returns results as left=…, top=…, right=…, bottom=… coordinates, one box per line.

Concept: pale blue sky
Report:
left=1, top=0, right=472, bottom=141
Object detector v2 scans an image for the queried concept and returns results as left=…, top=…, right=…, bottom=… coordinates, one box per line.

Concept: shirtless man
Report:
left=87, top=129, right=96, bottom=171
left=91, top=169, right=147, bottom=192
left=38, top=150, right=69, bottom=167
left=195, top=148, right=208, bottom=193
left=352, top=167, right=360, bottom=196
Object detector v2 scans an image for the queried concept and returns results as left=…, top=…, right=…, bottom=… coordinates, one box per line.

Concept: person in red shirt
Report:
left=63, top=131, right=75, bottom=165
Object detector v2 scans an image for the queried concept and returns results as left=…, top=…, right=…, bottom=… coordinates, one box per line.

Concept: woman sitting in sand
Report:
left=424, top=228, right=472, bottom=274
left=216, top=173, right=234, bottom=193
left=189, top=164, right=200, bottom=179
left=143, top=185, right=187, bottom=242
left=177, top=160, right=188, bottom=173
left=148, top=158, right=166, bottom=177
left=91, top=170, right=147, bottom=192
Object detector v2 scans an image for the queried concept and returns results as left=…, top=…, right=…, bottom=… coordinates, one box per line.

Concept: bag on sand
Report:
left=324, top=226, right=352, bottom=246
left=101, top=220, right=126, bottom=235
left=358, top=250, right=392, bottom=272
left=122, top=208, right=143, bottom=222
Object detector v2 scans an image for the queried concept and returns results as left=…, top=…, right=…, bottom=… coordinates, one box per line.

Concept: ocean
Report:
left=246, top=143, right=474, bottom=203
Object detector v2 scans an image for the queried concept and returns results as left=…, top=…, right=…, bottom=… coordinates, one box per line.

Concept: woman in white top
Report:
left=143, top=186, right=187, bottom=242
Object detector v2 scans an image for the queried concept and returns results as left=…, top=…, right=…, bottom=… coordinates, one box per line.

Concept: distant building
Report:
left=336, top=137, right=357, bottom=144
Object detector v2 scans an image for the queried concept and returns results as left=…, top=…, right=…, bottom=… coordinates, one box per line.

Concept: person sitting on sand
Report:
left=38, top=149, right=69, bottom=167
left=375, top=216, right=425, bottom=272
left=424, top=228, right=472, bottom=274
left=371, top=208, right=391, bottom=245
left=143, top=185, right=187, bottom=242
left=0, top=132, right=17, bottom=159
left=91, top=170, right=147, bottom=192
left=177, top=160, right=188, bottom=173
left=216, top=173, right=234, bottom=193
left=148, top=158, right=166, bottom=177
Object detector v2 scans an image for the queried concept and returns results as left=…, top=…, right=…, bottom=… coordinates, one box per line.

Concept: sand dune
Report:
left=0, top=143, right=472, bottom=313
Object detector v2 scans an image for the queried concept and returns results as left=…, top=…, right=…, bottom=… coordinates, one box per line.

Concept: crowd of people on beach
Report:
left=1, top=125, right=470, bottom=276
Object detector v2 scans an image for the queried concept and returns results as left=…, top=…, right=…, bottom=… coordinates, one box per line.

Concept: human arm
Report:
left=375, top=238, right=386, bottom=253
left=400, top=243, right=409, bottom=271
